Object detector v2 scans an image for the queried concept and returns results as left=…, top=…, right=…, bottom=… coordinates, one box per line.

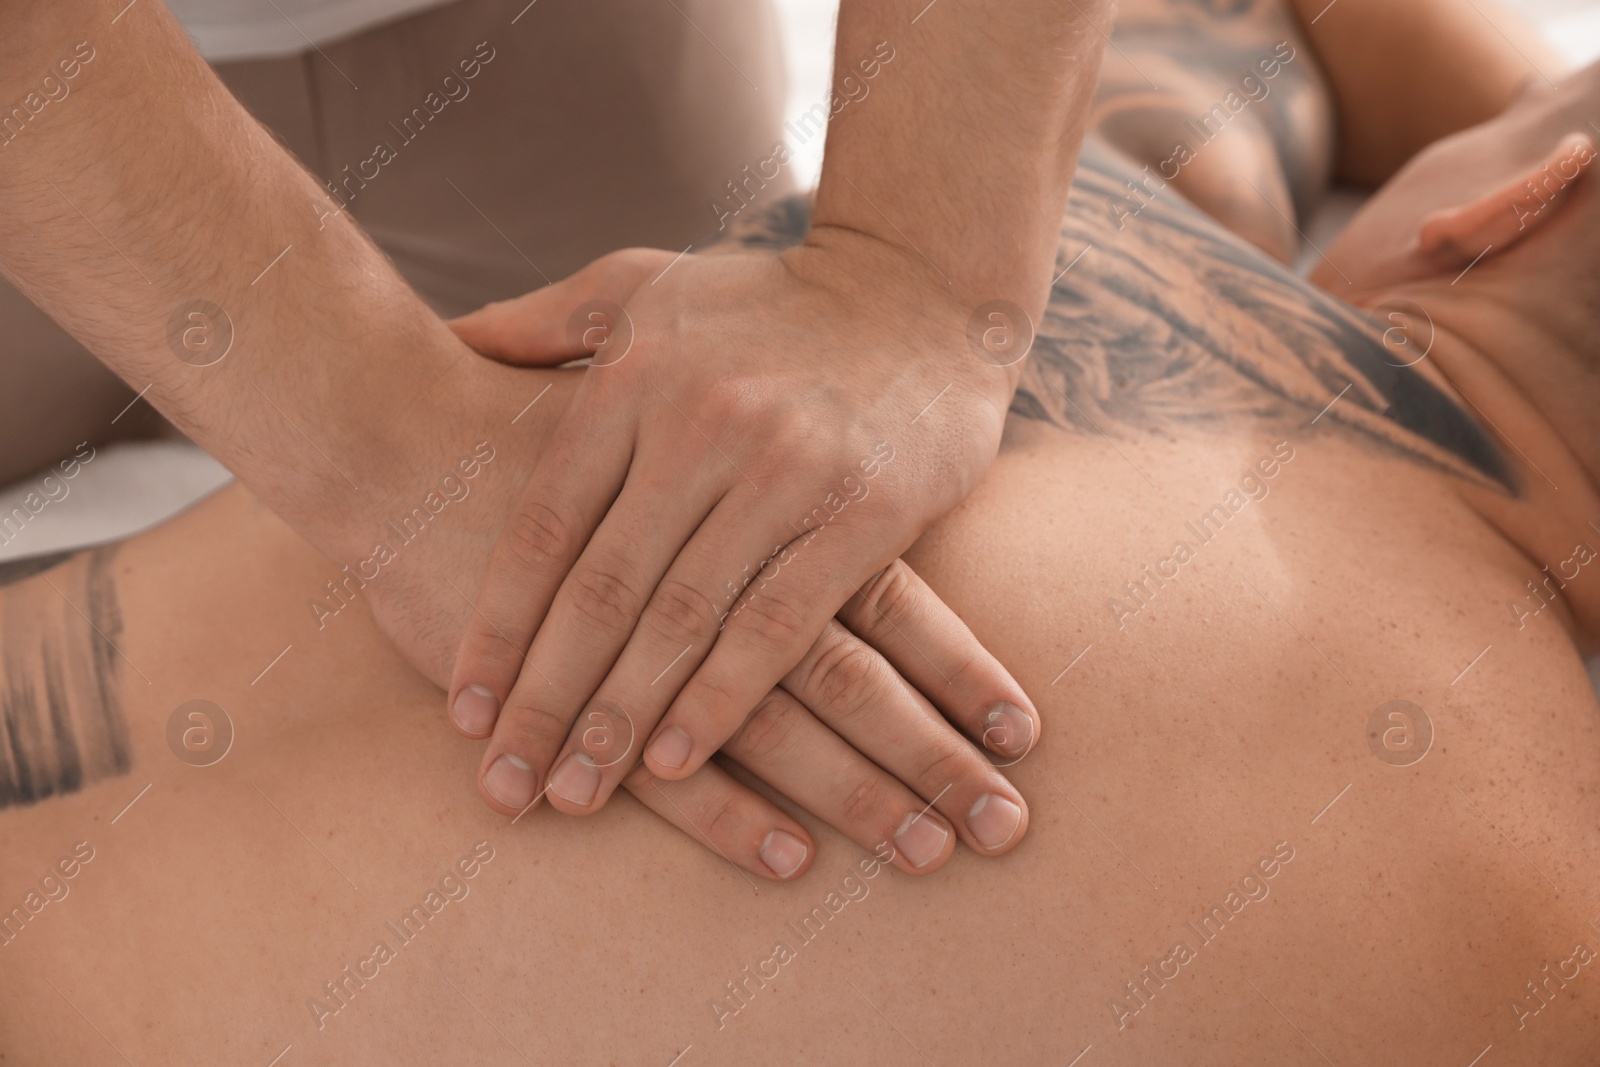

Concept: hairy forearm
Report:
left=811, top=0, right=1113, bottom=327
left=0, top=0, right=478, bottom=559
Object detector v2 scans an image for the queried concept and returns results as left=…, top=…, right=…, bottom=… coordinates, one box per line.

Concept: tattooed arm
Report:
left=0, top=547, right=129, bottom=810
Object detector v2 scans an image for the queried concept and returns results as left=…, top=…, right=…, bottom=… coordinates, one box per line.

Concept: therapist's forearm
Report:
left=0, top=0, right=475, bottom=558
left=811, top=0, right=1112, bottom=331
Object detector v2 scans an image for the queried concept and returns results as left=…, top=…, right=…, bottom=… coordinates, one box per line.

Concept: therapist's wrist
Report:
left=782, top=224, right=1034, bottom=394
left=246, top=320, right=482, bottom=566
left=314, top=354, right=578, bottom=685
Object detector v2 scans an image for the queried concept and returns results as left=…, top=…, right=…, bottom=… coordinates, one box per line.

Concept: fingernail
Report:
left=648, top=725, right=693, bottom=770
left=894, top=811, right=950, bottom=869
left=967, top=793, right=1023, bottom=851
left=983, top=701, right=1034, bottom=757
left=549, top=753, right=601, bottom=806
left=483, top=754, right=537, bottom=809
left=452, top=685, right=500, bottom=735
left=760, top=829, right=809, bottom=879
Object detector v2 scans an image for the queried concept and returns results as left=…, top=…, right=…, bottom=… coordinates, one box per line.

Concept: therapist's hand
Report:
left=445, top=231, right=1035, bottom=845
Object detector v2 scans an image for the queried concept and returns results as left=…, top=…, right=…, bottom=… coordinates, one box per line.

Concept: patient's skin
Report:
left=6, top=157, right=1600, bottom=1067
left=5, top=11, right=1600, bottom=1067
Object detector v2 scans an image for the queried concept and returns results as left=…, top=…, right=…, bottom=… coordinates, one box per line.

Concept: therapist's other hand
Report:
left=445, top=235, right=1032, bottom=847
left=625, top=560, right=1036, bottom=877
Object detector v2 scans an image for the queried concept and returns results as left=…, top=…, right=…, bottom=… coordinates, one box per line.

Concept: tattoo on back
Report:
left=0, top=547, right=130, bottom=809
left=1015, top=144, right=1515, bottom=493
left=710, top=0, right=1512, bottom=495
left=715, top=138, right=1513, bottom=496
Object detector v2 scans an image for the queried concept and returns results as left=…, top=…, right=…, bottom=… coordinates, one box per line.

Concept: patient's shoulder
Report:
left=1014, top=138, right=1516, bottom=499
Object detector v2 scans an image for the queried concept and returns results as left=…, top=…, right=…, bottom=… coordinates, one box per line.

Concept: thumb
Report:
left=448, top=247, right=670, bottom=365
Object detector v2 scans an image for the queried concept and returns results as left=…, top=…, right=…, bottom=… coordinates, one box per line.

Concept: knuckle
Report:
left=941, top=652, right=984, bottom=698
left=856, top=559, right=920, bottom=633
left=499, top=696, right=572, bottom=752
left=565, top=559, right=645, bottom=634
left=701, top=794, right=745, bottom=844
left=786, top=417, right=835, bottom=461
left=915, top=740, right=976, bottom=793
left=700, top=379, right=752, bottom=424
left=683, top=669, right=741, bottom=723
left=805, top=639, right=882, bottom=720
left=733, top=587, right=811, bottom=654
left=839, top=775, right=892, bottom=827
left=728, top=692, right=800, bottom=763
left=646, top=578, right=720, bottom=646
left=460, top=628, right=523, bottom=681
left=504, top=502, right=576, bottom=574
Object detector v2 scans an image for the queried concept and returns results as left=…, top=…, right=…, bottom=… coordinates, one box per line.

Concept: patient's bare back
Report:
left=4, top=141, right=1600, bottom=1062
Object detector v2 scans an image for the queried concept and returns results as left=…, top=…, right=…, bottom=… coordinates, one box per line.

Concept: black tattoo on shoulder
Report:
left=1015, top=142, right=1514, bottom=493
left=716, top=158, right=1513, bottom=497
left=0, top=546, right=131, bottom=809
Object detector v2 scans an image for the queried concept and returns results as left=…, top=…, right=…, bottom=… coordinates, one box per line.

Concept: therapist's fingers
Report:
left=448, top=247, right=666, bottom=365
left=835, top=559, right=1041, bottom=762
left=721, top=688, right=957, bottom=874
left=538, top=501, right=809, bottom=815
left=642, top=506, right=897, bottom=781
left=621, top=754, right=815, bottom=881
left=448, top=410, right=629, bottom=746
left=784, top=620, right=1029, bottom=858
left=507, top=469, right=727, bottom=815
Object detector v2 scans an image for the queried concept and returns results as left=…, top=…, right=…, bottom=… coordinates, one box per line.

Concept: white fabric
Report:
left=0, top=441, right=233, bottom=563
left=167, top=0, right=458, bottom=61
